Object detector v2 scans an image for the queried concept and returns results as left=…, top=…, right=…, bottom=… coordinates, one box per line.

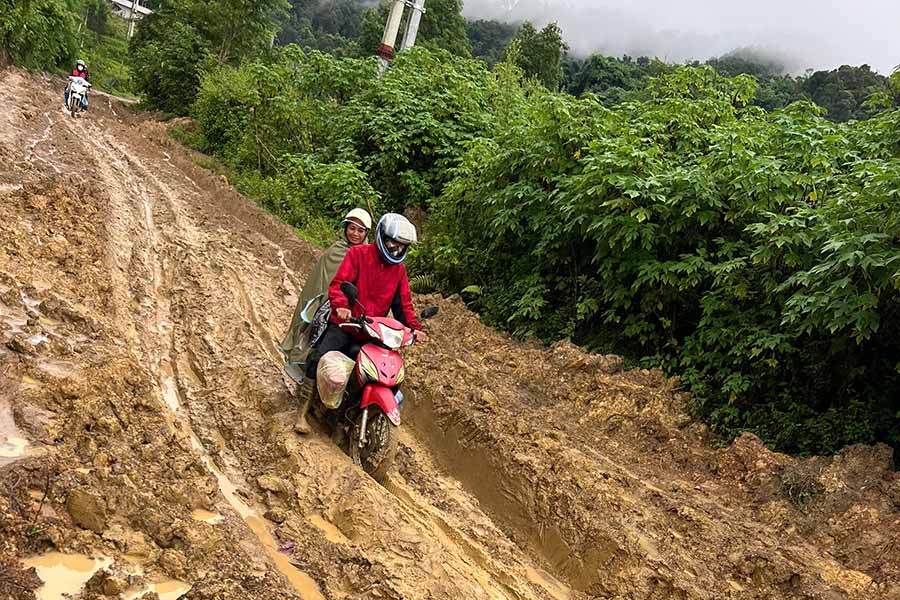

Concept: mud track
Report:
left=1, top=68, right=899, bottom=600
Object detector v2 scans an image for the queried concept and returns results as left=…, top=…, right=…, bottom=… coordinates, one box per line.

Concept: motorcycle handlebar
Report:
left=338, top=315, right=372, bottom=328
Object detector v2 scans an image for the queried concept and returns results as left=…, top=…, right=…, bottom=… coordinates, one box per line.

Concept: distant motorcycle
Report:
left=65, top=76, right=91, bottom=118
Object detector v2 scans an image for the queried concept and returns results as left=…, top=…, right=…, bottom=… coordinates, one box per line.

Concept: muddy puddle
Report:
left=187, top=433, right=325, bottom=600
left=0, top=399, right=28, bottom=464
left=526, top=566, right=573, bottom=600
left=191, top=508, right=224, bottom=524
left=35, top=358, right=75, bottom=379
left=124, top=578, right=192, bottom=600
left=308, top=514, right=351, bottom=545
left=21, top=552, right=113, bottom=600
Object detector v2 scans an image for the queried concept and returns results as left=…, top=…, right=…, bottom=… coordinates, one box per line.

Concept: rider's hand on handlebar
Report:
left=336, top=307, right=352, bottom=321
left=415, top=330, right=429, bottom=344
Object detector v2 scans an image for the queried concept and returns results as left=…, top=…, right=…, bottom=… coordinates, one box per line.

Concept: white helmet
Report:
left=341, top=207, right=372, bottom=230
left=375, top=213, right=417, bottom=265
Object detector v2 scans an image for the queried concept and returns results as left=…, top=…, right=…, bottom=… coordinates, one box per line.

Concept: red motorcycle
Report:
left=314, top=282, right=437, bottom=482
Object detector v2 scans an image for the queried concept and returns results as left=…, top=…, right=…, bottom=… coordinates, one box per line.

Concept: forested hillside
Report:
left=3, top=0, right=900, bottom=458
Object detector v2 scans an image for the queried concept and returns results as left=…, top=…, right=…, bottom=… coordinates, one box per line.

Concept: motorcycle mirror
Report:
left=420, top=306, right=439, bottom=320
left=340, top=282, right=359, bottom=305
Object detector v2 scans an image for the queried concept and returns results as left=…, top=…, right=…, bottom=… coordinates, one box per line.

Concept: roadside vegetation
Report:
left=4, top=0, right=900, bottom=457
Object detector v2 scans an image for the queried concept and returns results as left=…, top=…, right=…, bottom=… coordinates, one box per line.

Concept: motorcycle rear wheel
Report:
left=349, top=409, right=397, bottom=483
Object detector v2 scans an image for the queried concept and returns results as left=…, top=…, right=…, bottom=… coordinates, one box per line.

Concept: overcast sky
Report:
left=462, top=0, right=898, bottom=74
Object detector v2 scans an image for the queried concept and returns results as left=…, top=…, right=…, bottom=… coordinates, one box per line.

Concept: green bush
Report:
left=189, top=47, right=900, bottom=457
left=129, top=19, right=211, bottom=114
left=425, top=65, right=900, bottom=454
left=0, top=0, right=80, bottom=70
left=128, top=0, right=288, bottom=114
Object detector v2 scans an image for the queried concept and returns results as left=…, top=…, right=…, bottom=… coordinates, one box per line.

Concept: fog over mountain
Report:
left=462, top=0, right=898, bottom=74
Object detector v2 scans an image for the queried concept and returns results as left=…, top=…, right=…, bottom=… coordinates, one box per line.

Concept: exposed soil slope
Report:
left=1, top=68, right=898, bottom=600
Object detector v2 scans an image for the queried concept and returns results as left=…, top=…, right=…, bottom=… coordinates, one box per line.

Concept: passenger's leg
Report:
left=297, top=325, right=354, bottom=434
left=305, top=325, right=354, bottom=378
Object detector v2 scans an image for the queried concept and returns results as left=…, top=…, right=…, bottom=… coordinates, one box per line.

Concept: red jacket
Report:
left=71, top=68, right=89, bottom=81
left=329, top=244, right=421, bottom=331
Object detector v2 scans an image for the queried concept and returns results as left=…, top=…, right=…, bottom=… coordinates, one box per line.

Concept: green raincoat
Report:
left=280, top=238, right=351, bottom=367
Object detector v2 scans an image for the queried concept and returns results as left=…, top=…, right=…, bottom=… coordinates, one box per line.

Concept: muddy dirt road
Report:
left=1, top=68, right=899, bottom=600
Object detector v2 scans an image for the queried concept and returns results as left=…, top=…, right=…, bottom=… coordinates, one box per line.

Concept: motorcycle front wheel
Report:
left=349, top=409, right=397, bottom=483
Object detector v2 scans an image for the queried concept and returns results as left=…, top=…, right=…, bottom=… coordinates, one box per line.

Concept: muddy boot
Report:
left=293, top=378, right=314, bottom=435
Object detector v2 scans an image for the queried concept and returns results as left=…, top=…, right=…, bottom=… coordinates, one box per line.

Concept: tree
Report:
left=801, top=65, right=888, bottom=122
left=129, top=0, right=288, bottom=113
left=564, top=53, right=669, bottom=103
left=354, top=6, right=383, bottom=56
left=504, top=21, right=565, bottom=90
left=0, top=0, right=80, bottom=69
left=130, top=16, right=209, bottom=113
left=186, top=0, right=289, bottom=63
left=276, top=0, right=366, bottom=53
left=82, top=0, right=112, bottom=38
left=415, top=0, right=470, bottom=57
left=466, top=19, right=518, bottom=65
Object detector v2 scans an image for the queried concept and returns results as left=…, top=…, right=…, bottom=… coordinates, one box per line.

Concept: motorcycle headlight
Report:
left=358, top=352, right=378, bottom=384
left=379, top=324, right=404, bottom=350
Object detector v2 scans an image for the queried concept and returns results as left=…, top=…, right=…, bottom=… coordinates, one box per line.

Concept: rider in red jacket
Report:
left=304, top=213, right=427, bottom=381
left=71, top=60, right=90, bottom=81
left=328, top=244, right=421, bottom=332
left=65, top=59, right=91, bottom=111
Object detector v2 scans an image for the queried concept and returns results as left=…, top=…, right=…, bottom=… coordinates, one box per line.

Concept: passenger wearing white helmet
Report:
left=280, top=208, right=372, bottom=433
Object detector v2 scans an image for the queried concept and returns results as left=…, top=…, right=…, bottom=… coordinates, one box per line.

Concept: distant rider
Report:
left=301, top=213, right=429, bottom=425
left=281, top=208, right=372, bottom=433
left=71, top=59, right=91, bottom=82
left=64, top=59, right=91, bottom=111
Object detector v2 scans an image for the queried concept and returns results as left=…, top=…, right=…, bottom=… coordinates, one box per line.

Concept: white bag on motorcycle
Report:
left=316, top=351, right=356, bottom=409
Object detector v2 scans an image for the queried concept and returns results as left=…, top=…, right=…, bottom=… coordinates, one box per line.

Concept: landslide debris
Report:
left=0, top=66, right=898, bottom=600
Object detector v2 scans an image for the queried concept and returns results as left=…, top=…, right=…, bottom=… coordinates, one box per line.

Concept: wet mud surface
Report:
left=1, top=68, right=899, bottom=599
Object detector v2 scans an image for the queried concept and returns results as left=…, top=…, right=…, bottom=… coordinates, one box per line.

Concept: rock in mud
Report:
left=256, top=474, right=292, bottom=496
left=66, top=488, right=107, bottom=532
left=6, top=337, right=34, bottom=355
left=85, top=569, right=127, bottom=596
left=264, top=509, right=287, bottom=524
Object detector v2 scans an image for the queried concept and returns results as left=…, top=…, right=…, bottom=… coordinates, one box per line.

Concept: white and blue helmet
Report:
left=375, top=213, right=417, bottom=265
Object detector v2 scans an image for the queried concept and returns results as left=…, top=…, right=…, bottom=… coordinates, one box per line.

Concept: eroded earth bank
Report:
left=1, top=68, right=899, bottom=600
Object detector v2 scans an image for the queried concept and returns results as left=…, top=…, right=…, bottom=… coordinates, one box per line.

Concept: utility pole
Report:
left=400, top=0, right=426, bottom=51
left=377, top=0, right=407, bottom=74
left=127, top=0, right=138, bottom=39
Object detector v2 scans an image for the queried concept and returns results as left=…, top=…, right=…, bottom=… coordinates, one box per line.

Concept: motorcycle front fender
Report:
left=360, top=384, right=400, bottom=426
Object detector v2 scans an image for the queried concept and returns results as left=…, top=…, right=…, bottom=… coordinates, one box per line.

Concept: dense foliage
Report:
left=563, top=48, right=897, bottom=122
left=128, top=0, right=288, bottom=113
left=0, top=0, right=80, bottom=70
left=504, top=22, right=565, bottom=90
left=191, top=47, right=900, bottom=456
left=466, top=19, right=518, bottom=66
left=10, top=0, right=900, bottom=457
left=426, top=67, right=900, bottom=455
